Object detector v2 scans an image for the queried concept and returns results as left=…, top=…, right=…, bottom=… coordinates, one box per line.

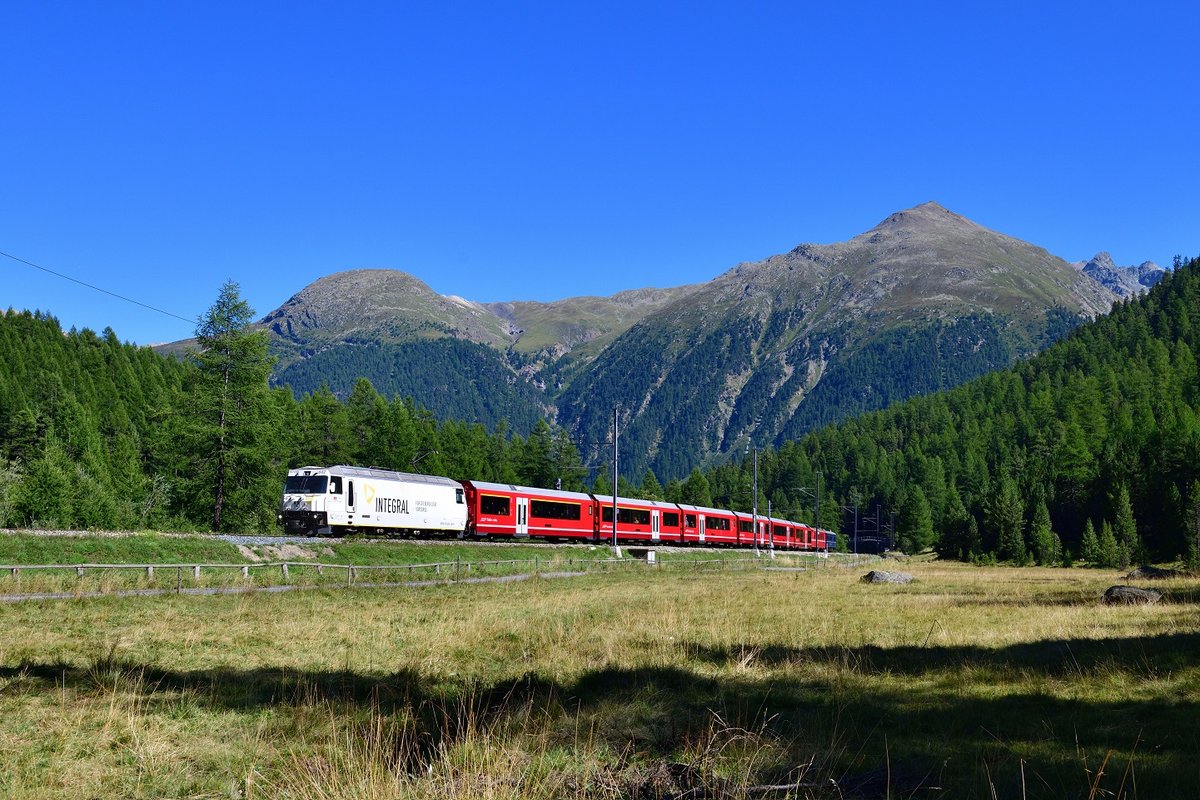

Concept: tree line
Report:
left=6, top=254, right=1199, bottom=565
left=0, top=284, right=593, bottom=532
left=698, top=255, right=1200, bottom=566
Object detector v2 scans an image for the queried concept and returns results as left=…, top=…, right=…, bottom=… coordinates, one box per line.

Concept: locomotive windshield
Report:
left=284, top=475, right=329, bottom=494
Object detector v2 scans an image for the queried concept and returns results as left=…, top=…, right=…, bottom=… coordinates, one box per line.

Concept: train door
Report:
left=651, top=509, right=660, bottom=541
left=515, top=497, right=529, bottom=537
left=699, top=515, right=706, bottom=543
left=347, top=480, right=356, bottom=514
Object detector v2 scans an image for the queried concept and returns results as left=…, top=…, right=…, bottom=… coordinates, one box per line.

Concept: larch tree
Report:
left=184, top=281, right=279, bottom=532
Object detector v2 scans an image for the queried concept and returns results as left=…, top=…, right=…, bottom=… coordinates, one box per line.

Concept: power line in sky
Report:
left=0, top=249, right=195, bottom=325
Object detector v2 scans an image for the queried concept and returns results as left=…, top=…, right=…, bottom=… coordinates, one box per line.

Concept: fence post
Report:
left=347, top=565, right=353, bottom=586
left=456, top=556, right=461, bottom=582
left=317, top=564, right=324, bottom=575
left=10, top=567, right=17, bottom=579
left=146, top=565, right=154, bottom=580
left=176, top=566, right=182, bottom=593
left=241, top=565, right=249, bottom=579
left=281, top=563, right=289, bottom=581
left=76, top=566, right=85, bottom=578
left=192, top=565, right=201, bottom=580
left=534, top=556, right=539, bottom=576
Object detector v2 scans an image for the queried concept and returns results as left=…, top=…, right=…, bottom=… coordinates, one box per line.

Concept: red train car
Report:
left=733, top=511, right=771, bottom=549
left=463, top=480, right=597, bottom=540
left=691, top=505, right=738, bottom=546
left=768, top=517, right=793, bottom=550
left=592, top=495, right=682, bottom=543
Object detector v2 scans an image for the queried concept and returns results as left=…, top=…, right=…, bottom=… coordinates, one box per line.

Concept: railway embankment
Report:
left=0, top=529, right=869, bottom=601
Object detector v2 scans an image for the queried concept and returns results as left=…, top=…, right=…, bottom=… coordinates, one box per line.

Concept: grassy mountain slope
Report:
left=558, top=203, right=1116, bottom=478
left=220, top=202, right=1121, bottom=480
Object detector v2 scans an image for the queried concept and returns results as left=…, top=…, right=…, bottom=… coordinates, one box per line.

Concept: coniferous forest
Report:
left=0, top=283, right=589, bottom=533
left=2, top=258, right=1199, bottom=568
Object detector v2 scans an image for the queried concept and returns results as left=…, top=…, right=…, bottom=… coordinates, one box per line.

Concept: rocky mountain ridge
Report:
left=1072, top=252, right=1166, bottom=298
left=242, top=202, right=1134, bottom=479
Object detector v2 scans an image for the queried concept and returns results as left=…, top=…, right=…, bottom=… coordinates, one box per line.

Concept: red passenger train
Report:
left=281, top=465, right=836, bottom=552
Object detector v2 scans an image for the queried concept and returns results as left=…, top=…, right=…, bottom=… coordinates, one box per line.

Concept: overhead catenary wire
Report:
left=0, top=249, right=194, bottom=325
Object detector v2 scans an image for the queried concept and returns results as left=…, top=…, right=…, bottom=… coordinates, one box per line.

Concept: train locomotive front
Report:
left=280, top=465, right=467, bottom=536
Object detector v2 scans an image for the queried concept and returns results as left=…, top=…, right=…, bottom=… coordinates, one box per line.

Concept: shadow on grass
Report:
left=686, top=630, right=1200, bottom=676
left=3, top=632, right=1199, bottom=797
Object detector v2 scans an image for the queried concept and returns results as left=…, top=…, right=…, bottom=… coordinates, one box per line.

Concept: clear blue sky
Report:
left=3, top=1, right=1198, bottom=345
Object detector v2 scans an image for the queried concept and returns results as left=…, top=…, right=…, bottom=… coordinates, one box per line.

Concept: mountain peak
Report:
left=859, top=202, right=984, bottom=242
left=1085, top=252, right=1117, bottom=271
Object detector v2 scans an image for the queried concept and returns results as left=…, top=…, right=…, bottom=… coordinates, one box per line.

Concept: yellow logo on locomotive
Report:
left=363, top=484, right=376, bottom=505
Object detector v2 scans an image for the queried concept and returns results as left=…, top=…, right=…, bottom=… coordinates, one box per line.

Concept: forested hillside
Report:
left=0, top=295, right=586, bottom=533
left=719, top=255, right=1200, bottom=564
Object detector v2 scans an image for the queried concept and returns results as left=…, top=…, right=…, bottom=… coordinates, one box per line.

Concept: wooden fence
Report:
left=0, top=552, right=876, bottom=597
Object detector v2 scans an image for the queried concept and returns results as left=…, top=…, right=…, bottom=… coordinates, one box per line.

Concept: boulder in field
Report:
left=1124, top=566, right=1182, bottom=580
left=860, top=570, right=914, bottom=584
left=1102, top=585, right=1162, bottom=605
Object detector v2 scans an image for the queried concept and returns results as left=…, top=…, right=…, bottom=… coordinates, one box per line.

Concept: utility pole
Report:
left=749, top=444, right=759, bottom=556
left=767, top=498, right=774, bottom=557
left=854, top=493, right=859, bottom=554
left=612, top=407, right=619, bottom=549
left=794, top=470, right=824, bottom=550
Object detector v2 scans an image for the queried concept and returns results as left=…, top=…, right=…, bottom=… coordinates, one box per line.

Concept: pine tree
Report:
left=1030, top=498, right=1058, bottom=566
left=897, top=486, right=935, bottom=554
left=1080, top=518, right=1100, bottom=564
left=640, top=469, right=664, bottom=500
left=180, top=282, right=279, bottom=531
left=1098, top=520, right=1120, bottom=569
left=989, top=474, right=1026, bottom=563
left=1113, top=485, right=1143, bottom=566
left=681, top=468, right=713, bottom=507
left=517, top=419, right=556, bottom=488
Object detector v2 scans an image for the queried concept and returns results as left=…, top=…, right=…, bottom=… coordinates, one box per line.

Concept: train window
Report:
left=480, top=495, right=510, bottom=515
left=738, top=520, right=753, bottom=533
left=622, top=508, right=650, bottom=525
left=773, top=525, right=786, bottom=536
left=600, top=507, right=651, bottom=525
left=329, top=477, right=342, bottom=494
left=705, top=516, right=730, bottom=531
left=662, top=512, right=679, bottom=527
left=455, top=488, right=464, bottom=504
left=685, top=514, right=696, bottom=527
left=530, top=499, right=581, bottom=520
left=285, top=475, right=328, bottom=494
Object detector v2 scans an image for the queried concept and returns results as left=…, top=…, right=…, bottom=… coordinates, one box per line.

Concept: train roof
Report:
left=464, top=480, right=593, bottom=502
left=590, top=494, right=678, bottom=509
left=291, top=465, right=461, bottom=487
left=675, top=502, right=737, bottom=516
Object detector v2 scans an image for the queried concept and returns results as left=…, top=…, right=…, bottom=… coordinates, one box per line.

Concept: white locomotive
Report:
left=279, top=465, right=467, bottom=536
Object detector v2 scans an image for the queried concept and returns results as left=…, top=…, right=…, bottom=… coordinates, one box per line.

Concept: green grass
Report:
left=0, top=531, right=812, bottom=595
left=2, top=561, right=1196, bottom=798
left=0, top=531, right=245, bottom=565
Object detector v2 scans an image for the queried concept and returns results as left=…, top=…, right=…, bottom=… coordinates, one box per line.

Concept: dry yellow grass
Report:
left=1, top=560, right=1197, bottom=798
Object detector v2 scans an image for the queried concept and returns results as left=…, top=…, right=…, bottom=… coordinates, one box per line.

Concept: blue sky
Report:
left=2, top=1, right=1198, bottom=345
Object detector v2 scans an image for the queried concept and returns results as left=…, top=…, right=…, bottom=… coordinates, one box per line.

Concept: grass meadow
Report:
left=1, top=558, right=1197, bottom=798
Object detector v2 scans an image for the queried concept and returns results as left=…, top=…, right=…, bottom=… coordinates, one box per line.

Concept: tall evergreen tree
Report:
left=681, top=467, right=713, bottom=507
left=989, top=474, right=1027, bottom=563
left=180, top=282, right=279, bottom=531
left=1080, top=518, right=1100, bottom=564
left=1113, top=485, right=1143, bottom=565
left=1097, top=520, right=1120, bottom=568
left=640, top=469, right=664, bottom=500
left=897, top=486, right=935, bottom=554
